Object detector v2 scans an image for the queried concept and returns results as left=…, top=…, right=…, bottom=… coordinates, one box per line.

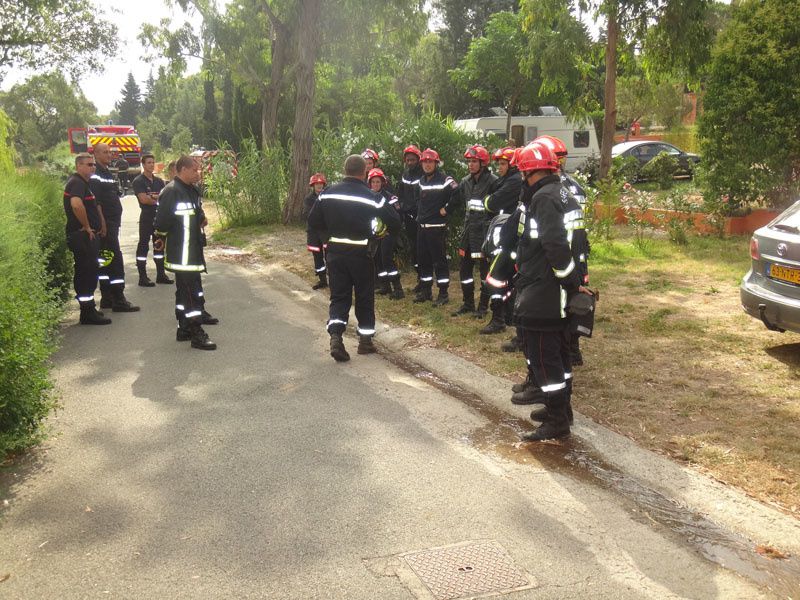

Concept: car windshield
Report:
left=771, top=200, right=800, bottom=231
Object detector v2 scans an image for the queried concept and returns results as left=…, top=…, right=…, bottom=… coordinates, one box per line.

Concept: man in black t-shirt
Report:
left=90, top=142, right=140, bottom=312
left=63, top=153, right=111, bottom=325
left=132, top=153, right=172, bottom=287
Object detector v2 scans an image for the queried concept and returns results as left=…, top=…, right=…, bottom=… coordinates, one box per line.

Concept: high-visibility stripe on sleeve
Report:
left=553, top=259, right=575, bottom=279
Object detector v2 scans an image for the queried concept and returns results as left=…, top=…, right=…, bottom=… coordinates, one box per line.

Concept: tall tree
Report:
left=115, top=73, right=142, bottom=126
left=520, top=0, right=712, bottom=178
left=0, top=0, right=117, bottom=81
left=451, top=11, right=534, bottom=138
left=0, top=71, right=98, bottom=161
left=698, top=0, right=800, bottom=206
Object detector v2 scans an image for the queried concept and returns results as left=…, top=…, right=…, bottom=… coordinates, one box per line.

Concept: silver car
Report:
left=741, top=199, right=800, bottom=333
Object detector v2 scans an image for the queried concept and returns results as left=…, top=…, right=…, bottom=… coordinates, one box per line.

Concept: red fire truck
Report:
left=68, top=125, right=143, bottom=170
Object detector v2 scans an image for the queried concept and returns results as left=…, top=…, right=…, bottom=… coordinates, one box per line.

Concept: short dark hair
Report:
left=141, top=153, right=155, bottom=163
left=75, top=152, right=92, bottom=167
left=175, top=155, right=197, bottom=173
left=344, top=154, right=367, bottom=177
left=167, top=160, right=176, bottom=171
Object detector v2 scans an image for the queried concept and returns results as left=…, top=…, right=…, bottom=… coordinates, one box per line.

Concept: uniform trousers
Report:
left=417, top=225, right=449, bottom=290
left=377, top=234, right=399, bottom=282
left=522, top=328, right=572, bottom=403
left=326, top=249, right=376, bottom=337
left=66, top=230, right=100, bottom=306
left=99, top=226, right=126, bottom=298
left=458, top=253, right=488, bottom=300
left=174, top=272, right=206, bottom=327
left=136, top=214, right=166, bottom=273
left=402, top=212, right=418, bottom=273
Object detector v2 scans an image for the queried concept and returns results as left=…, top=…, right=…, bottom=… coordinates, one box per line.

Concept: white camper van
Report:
left=453, top=114, right=599, bottom=173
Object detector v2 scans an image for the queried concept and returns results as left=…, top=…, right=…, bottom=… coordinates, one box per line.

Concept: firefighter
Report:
left=90, top=143, right=140, bottom=312
left=132, top=153, right=172, bottom=287
left=414, top=148, right=458, bottom=306
left=308, top=154, right=401, bottom=362
left=486, top=141, right=590, bottom=441
left=154, top=155, right=217, bottom=350
left=535, top=135, right=590, bottom=366
left=369, top=168, right=404, bottom=299
left=479, top=147, right=523, bottom=335
left=452, top=145, right=497, bottom=318
left=113, top=152, right=130, bottom=193
left=304, top=173, right=328, bottom=290
left=396, top=145, right=423, bottom=291
left=361, top=148, right=380, bottom=175
left=64, top=153, right=111, bottom=325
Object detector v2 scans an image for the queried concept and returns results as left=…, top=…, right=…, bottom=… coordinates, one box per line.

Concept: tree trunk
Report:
left=282, top=0, right=321, bottom=224
left=258, top=2, right=292, bottom=149
left=599, top=2, right=619, bottom=180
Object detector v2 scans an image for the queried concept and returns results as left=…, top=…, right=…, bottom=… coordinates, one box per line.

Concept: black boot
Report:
left=176, top=325, right=191, bottom=341
left=137, top=262, right=155, bottom=287
left=511, top=387, right=546, bottom=405
left=432, top=287, right=449, bottom=306
left=100, top=295, right=113, bottom=309
left=357, top=335, right=377, bottom=355
left=376, top=281, right=392, bottom=295
left=389, top=278, right=405, bottom=300
left=501, top=335, right=523, bottom=353
left=452, top=283, right=474, bottom=315
left=411, top=280, right=423, bottom=294
left=201, top=310, right=219, bottom=325
left=413, top=286, right=433, bottom=303
left=312, top=272, right=328, bottom=290
left=530, top=405, right=573, bottom=425
left=190, top=324, right=217, bottom=350
left=330, top=333, right=350, bottom=362
left=523, top=395, right=570, bottom=441
left=111, top=291, right=140, bottom=312
left=511, top=376, right=532, bottom=394
left=79, top=304, right=111, bottom=325
left=473, top=290, right=490, bottom=319
left=479, top=301, right=506, bottom=334
left=155, top=261, right=173, bottom=284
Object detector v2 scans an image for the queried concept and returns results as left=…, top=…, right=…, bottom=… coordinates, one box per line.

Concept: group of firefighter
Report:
left=304, top=137, right=594, bottom=442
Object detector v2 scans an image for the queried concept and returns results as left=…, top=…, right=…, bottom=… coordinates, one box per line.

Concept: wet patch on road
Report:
left=386, top=353, right=800, bottom=598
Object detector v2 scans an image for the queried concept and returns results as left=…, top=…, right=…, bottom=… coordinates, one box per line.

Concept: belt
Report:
left=328, top=236, right=368, bottom=245
left=467, top=199, right=485, bottom=212
left=420, top=223, right=447, bottom=229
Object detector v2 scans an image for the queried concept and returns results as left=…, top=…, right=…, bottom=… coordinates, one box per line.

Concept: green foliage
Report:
left=698, top=0, right=800, bottom=209
left=0, top=171, right=68, bottom=457
left=0, top=72, right=98, bottom=163
left=640, top=152, right=679, bottom=190
left=0, top=0, right=117, bottom=79
left=661, top=189, right=697, bottom=245
left=207, top=139, right=286, bottom=227
left=0, top=109, right=15, bottom=175
left=620, top=188, right=656, bottom=251
left=170, top=126, right=193, bottom=154
left=662, top=126, right=698, bottom=154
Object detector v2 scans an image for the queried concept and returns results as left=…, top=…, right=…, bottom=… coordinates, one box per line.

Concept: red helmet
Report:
left=361, top=148, right=379, bottom=163
left=367, top=168, right=386, bottom=183
left=420, top=148, right=440, bottom=163
left=309, top=172, right=327, bottom=186
left=492, top=147, right=516, bottom=162
left=534, top=135, right=568, bottom=158
left=403, top=145, right=422, bottom=159
left=464, top=144, right=490, bottom=164
left=515, top=141, right=560, bottom=174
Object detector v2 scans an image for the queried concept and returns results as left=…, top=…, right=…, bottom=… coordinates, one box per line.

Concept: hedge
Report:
left=0, top=171, right=69, bottom=457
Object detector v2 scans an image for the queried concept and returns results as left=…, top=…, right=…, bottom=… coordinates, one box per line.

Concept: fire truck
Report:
left=68, top=125, right=143, bottom=171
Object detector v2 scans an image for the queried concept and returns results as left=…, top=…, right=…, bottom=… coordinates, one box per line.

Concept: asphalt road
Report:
left=0, top=197, right=773, bottom=599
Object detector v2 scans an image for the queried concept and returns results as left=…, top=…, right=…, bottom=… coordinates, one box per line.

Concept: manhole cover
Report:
left=402, top=540, right=533, bottom=599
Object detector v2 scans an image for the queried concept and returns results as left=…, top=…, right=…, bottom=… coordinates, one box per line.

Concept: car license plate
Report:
left=769, top=263, right=800, bottom=285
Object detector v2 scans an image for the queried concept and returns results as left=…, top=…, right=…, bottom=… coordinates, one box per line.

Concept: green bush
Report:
left=640, top=152, right=679, bottom=190
left=206, top=139, right=287, bottom=227
left=661, top=127, right=698, bottom=154
left=0, top=171, right=67, bottom=457
left=311, top=110, right=502, bottom=263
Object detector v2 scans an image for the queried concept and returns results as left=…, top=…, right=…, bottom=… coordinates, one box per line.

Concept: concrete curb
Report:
left=255, top=260, right=800, bottom=555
